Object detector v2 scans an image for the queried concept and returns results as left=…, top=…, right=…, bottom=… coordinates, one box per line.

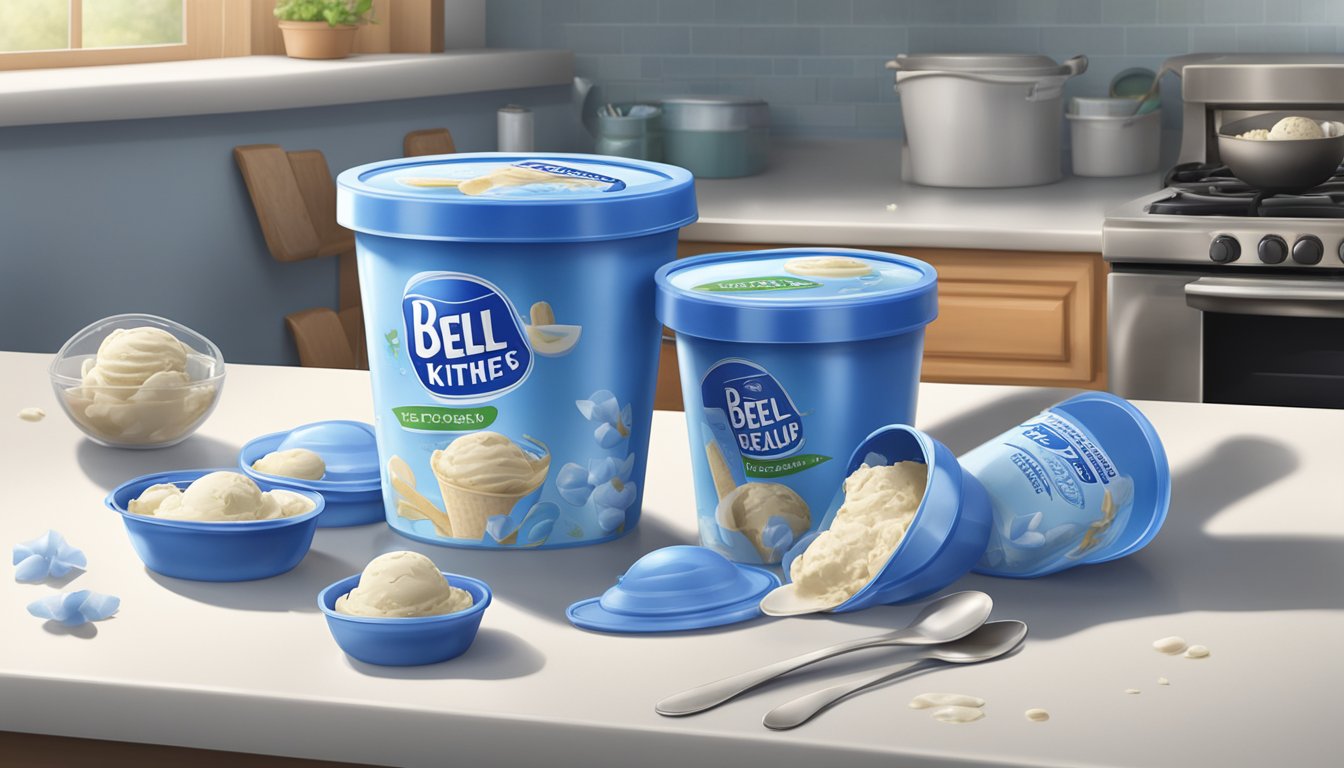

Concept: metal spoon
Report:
left=655, top=591, right=992, bottom=717
left=762, top=619, right=1028, bottom=730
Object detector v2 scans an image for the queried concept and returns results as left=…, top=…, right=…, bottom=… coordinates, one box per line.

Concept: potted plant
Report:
left=275, top=0, right=375, bottom=60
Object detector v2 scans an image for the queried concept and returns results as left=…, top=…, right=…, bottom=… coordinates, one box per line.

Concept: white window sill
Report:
left=0, top=50, right=574, bottom=128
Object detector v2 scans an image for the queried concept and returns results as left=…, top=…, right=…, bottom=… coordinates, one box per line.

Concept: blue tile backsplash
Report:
left=488, top=0, right=1344, bottom=137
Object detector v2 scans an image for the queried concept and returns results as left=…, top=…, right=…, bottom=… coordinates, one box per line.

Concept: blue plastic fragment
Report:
left=13, top=530, right=87, bottom=583
left=28, top=589, right=120, bottom=626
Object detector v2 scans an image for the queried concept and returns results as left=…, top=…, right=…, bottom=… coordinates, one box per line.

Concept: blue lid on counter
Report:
left=655, top=248, right=938, bottom=344
left=567, top=545, right=779, bottom=633
left=336, top=153, right=697, bottom=243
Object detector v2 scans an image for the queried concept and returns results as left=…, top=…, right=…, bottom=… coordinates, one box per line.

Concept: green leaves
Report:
left=275, top=0, right=375, bottom=26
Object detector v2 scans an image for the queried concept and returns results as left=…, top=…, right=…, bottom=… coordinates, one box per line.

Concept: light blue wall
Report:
left=488, top=0, right=1344, bottom=137
left=0, top=86, right=584, bottom=364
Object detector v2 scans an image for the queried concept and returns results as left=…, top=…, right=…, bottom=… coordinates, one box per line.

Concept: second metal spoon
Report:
left=762, top=619, right=1028, bottom=730
left=655, top=591, right=992, bottom=717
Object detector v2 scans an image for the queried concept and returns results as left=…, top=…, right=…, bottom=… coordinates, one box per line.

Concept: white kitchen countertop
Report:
left=2, top=351, right=1340, bottom=767
left=681, top=139, right=1164, bottom=253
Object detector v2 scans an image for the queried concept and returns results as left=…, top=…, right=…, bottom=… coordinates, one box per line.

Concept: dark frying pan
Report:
left=1218, top=113, right=1344, bottom=194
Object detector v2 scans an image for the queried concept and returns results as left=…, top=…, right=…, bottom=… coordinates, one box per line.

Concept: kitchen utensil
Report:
left=568, top=546, right=779, bottom=634
left=1068, top=110, right=1161, bottom=177
left=886, top=53, right=1086, bottom=187
left=1111, top=67, right=1162, bottom=116
left=239, top=420, right=383, bottom=527
left=655, top=590, right=992, bottom=716
left=762, top=620, right=1027, bottom=730
left=1218, top=113, right=1344, bottom=193
left=319, top=571, right=491, bottom=666
left=660, top=96, right=770, bottom=178
left=105, top=469, right=324, bottom=582
left=762, top=425, right=992, bottom=615
left=595, top=103, right=664, bottom=161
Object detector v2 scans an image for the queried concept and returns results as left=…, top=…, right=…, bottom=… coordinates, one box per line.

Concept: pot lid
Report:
left=892, top=53, right=1073, bottom=76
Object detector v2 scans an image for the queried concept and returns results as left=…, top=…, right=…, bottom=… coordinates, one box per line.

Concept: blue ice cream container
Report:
left=966, top=390, right=1171, bottom=578
left=655, top=248, right=938, bottom=564
left=337, top=154, right=696, bottom=549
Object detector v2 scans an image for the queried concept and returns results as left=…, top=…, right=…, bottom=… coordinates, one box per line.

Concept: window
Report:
left=0, top=0, right=233, bottom=70
left=0, top=1, right=443, bottom=72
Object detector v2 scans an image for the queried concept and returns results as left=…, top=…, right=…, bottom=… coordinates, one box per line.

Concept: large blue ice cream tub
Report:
left=337, top=154, right=696, bottom=548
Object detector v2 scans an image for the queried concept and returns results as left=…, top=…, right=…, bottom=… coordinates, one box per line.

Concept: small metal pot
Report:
left=1218, top=113, right=1344, bottom=193
left=660, top=97, right=771, bottom=178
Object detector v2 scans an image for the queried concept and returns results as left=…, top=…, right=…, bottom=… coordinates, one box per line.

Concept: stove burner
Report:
left=1147, top=162, right=1344, bottom=218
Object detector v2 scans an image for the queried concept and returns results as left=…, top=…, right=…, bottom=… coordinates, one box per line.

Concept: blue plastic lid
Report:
left=239, top=421, right=381, bottom=493
left=655, top=248, right=938, bottom=344
left=567, top=545, right=780, bottom=633
left=336, top=153, right=697, bottom=243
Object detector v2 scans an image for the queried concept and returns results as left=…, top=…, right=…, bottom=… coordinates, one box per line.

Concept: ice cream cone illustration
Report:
left=430, top=432, right=550, bottom=540
left=706, top=440, right=809, bottom=563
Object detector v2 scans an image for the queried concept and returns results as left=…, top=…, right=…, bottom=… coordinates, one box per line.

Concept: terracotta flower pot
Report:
left=278, top=21, right=359, bottom=60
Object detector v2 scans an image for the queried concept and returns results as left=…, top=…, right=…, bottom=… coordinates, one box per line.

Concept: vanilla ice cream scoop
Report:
left=431, top=431, right=549, bottom=495
left=81, top=327, right=188, bottom=390
left=129, top=471, right=315, bottom=522
left=252, top=448, right=326, bottom=481
left=717, top=482, right=811, bottom=562
left=334, top=551, right=473, bottom=618
left=1269, top=116, right=1326, bottom=140
left=788, top=461, right=927, bottom=607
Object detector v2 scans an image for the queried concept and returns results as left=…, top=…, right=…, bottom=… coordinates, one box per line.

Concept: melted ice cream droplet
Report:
left=909, top=693, right=986, bottom=709
left=1125, top=688, right=1141, bottom=695
left=1153, top=636, right=1187, bottom=655
left=17, top=407, right=45, bottom=422
left=1185, top=645, right=1210, bottom=659
left=1025, top=708, right=1050, bottom=722
left=932, top=706, right=985, bottom=724
left=1158, top=677, right=1170, bottom=686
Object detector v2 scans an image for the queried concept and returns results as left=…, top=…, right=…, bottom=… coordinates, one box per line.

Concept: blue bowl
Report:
left=106, top=469, right=324, bottom=582
left=782, top=426, right=993, bottom=610
left=239, top=421, right=383, bottom=528
left=318, top=572, right=491, bottom=666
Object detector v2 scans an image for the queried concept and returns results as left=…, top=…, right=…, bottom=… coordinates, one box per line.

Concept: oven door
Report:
left=1185, top=277, right=1344, bottom=408
left=1110, top=270, right=1344, bottom=407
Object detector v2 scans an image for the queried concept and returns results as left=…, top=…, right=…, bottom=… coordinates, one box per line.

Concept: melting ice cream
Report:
left=129, top=471, right=314, bottom=522
left=335, top=551, right=473, bottom=618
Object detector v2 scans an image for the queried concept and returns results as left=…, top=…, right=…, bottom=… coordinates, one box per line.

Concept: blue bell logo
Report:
left=700, top=359, right=804, bottom=460
left=402, top=272, right=532, bottom=403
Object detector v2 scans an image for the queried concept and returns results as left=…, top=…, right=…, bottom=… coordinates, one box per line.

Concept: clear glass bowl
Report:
left=49, top=314, right=226, bottom=449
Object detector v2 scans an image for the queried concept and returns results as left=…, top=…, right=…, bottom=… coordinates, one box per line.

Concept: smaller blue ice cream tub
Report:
left=655, top=248, right=938, bottom=564
left=240, top=420, right=383, bottom=528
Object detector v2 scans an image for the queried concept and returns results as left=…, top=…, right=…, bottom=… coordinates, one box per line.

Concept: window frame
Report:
left=0, top=1, right=246, bottom=72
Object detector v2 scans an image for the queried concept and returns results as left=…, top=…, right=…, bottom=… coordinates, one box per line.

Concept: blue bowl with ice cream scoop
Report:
left=106, top=469, right=324, bottom=582
left=239, top=420, right=383, bottom=528
left=764, top=426, right=993, bottom=614
left=319, top=571, right=492, bottom=666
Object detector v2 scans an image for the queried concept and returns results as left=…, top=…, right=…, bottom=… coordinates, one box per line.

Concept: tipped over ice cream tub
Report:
left=655, top=248, right=938, bottom=564
left=337, top=154, right=696, bottom=548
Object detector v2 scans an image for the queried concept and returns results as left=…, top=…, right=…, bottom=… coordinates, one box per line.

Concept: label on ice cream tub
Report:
left=962, top=409, right=1134, bottom=577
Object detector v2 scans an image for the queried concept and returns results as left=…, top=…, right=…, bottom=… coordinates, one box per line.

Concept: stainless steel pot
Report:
left=886, top=53, right=1088, bottom=188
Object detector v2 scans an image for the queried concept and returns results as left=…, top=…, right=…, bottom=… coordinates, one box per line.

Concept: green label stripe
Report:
left=393, top=405, right=497, bottom=432
left=743, top=454, right=831, bottom=478
left=692, top=276, right=822, bottom=293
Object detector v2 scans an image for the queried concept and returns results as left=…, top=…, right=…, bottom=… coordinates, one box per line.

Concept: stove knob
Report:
left=1209, top=235, right=1240, bottom=264
left=1258, top=235, right=1288, bottom=264
left=1292, top=235, right=1323, bottom=265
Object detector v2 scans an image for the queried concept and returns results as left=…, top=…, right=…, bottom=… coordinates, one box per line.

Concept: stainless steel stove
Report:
left=1104, top=54, right=1344, bottom=409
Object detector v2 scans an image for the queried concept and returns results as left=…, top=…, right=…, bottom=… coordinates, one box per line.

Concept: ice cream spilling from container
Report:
left=786, top=461, right=927, bottom=609
left=252, top=448, right=326, bottom=481
left=129, top=470, right=315, bottom=522
left=335, top=551, right=473, bottom=618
